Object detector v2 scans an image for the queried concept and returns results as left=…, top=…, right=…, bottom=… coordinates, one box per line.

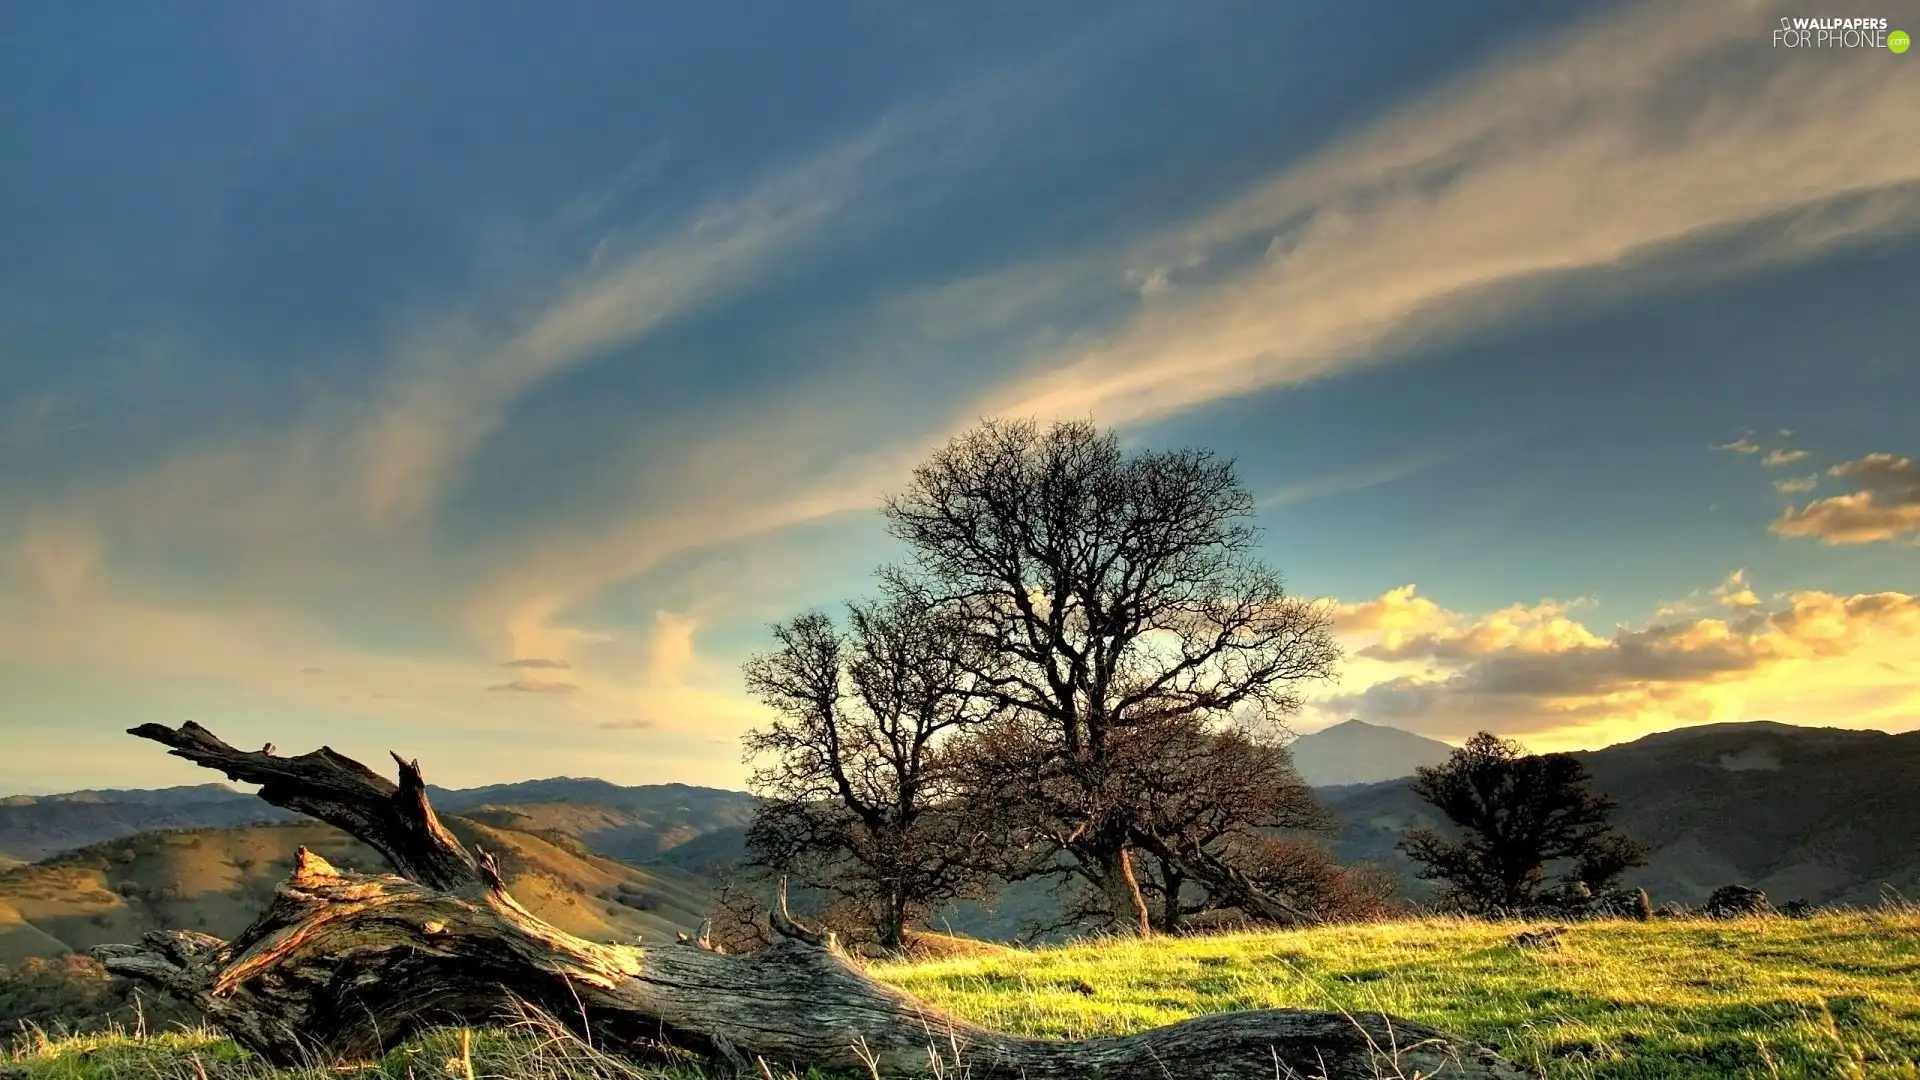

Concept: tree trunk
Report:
left=877, top=889, right=908, bottom=955
left=95, top=723, right=1536, bottom=1080
left=1081, top=830, right=1155, bottom=938
left=1154, top=859, right=1186, bottom=935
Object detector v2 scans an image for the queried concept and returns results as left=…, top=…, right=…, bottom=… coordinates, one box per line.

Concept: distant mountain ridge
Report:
left=1320, top=721, right=1920, bottom=907
left=9, top=720, right=1918, bottom=950
left=0, top=776, right=756, bottom=866
left=5, top=728, right=1445, bottom=866
left=0, top=792, right=298, bottom=864
left=0, top=784, right=250, bottom=808
left=1287, top=719, right=1454, bottom=787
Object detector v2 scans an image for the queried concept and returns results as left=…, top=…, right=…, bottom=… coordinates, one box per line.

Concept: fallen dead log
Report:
left=94, top=722, right=1537, bottom=1079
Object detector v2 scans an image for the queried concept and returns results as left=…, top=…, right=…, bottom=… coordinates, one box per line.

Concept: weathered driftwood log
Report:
left=94, top=723, right=1537, bottom=1080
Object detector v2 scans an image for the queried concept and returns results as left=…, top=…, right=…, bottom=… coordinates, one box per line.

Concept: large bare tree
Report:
left=94, top=723, right=1535, bottom=1080
left=883, top=418, right=1342, bottom=934
left=742, top=597, right=994, bottom=952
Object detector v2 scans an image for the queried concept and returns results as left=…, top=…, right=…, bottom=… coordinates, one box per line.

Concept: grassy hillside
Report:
left=6, top=911, right=1917, bottom=1078
left=0, top=819, right=713, bottom=964
left=879, top=910, right=1920, bottom=1077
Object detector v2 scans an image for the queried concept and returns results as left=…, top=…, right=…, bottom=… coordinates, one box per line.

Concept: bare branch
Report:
left=126, top=722, right=478, bottom=890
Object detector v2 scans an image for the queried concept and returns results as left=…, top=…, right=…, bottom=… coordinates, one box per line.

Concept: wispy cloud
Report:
left=1257, top=431, right=1521, bottom=509
left=974, top=0, right=1920, bottom=427
left=351, top=108, right=960, bottom=529
left=486, top=678, right=579, bottom=694
left=499, top=657, right=571, bottom=669
left=1773, top=475, right=1819, bottom=494
left=488, top=0, right=1920, bottom=656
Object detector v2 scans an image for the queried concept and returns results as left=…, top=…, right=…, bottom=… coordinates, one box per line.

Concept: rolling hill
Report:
left=9, top=719, right=1919, bottom=953
left=0, top=788, right=295, bottom=864
left=0, top=816, right=715, bottom=964
left=1321, top=721, right=1920, bottom=906
left=440, top=781, right=759, bottom=863
left=0, top=778, right=756, bottom=867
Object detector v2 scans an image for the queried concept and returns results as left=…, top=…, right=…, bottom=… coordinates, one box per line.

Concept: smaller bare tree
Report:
left=742, top=595, right=993, bottom=953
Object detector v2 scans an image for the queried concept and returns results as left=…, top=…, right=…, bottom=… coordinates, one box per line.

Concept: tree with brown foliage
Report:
left=883, top=418, right=1342, bottom=935
left=93, top=722, right=1535, bottom=1080
left=742, top=595, right=994, bottom=953
left=1099, top=719, right=1349, bottom=932
left=1399, top=731, right=1645, bottom=915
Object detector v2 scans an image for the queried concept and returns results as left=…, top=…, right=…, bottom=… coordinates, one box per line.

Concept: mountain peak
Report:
left=1317, top=718, right=1387, bottom=733
left=1288, top=720, right=1455, bottom=787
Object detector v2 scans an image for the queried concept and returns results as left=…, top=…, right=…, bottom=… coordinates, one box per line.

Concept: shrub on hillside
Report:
left=0, top=956, right=197, bottom=1036
left=1212, top=836, right=1401, bottom=924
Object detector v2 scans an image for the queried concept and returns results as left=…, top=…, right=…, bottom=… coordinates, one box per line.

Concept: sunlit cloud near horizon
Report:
left=3, top=0, right=1917, bottom=792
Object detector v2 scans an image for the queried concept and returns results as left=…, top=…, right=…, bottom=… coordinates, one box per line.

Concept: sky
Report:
left=3, top=0, right=1918, bottom=794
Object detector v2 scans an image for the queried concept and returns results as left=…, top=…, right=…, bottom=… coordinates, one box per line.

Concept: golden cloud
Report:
left=1772, top=452, right=1920, bottom=545
left=1316, top=577, right=1920, bottom=748
left=1331, top=584, right=1452, bottom=636
left=1354, top=594, right=1605, bottom=663
left=1712, top=569, right=1762, bottom=610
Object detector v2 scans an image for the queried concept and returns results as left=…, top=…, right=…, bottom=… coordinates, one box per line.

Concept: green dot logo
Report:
left=1893, top=29, right=1912, bottom=53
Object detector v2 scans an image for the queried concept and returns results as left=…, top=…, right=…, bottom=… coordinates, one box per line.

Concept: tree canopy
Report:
left=1400, top=731, right=1645, bottom=914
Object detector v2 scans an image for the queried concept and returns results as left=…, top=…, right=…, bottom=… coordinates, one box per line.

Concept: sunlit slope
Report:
left=874, top=910, right=1920, bottom=1078
left=0, top=818, right=712, bottom=964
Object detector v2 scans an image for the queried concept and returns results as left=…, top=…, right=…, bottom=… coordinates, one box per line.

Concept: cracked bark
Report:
left=93, top=723, right=1536, bottom=1079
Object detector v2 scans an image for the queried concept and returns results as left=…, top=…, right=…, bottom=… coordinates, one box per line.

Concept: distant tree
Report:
left=884, top=418, right=1342, bottom=935
left=1399, top=732, right=1645, bottom=914
left=741, top=595, right=993, bottom=952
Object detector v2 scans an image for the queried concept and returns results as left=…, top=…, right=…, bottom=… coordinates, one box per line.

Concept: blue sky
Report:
left=3, top=0, right=1917, bottom=793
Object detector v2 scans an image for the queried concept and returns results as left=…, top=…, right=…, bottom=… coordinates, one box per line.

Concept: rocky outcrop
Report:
left=1703, top=885, right=1772, bottom=918
left=1592, top=888, right=1654, bottom=921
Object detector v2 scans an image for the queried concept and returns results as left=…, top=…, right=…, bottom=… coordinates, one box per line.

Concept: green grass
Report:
left=7, top=911, right=1918, bottom=1079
